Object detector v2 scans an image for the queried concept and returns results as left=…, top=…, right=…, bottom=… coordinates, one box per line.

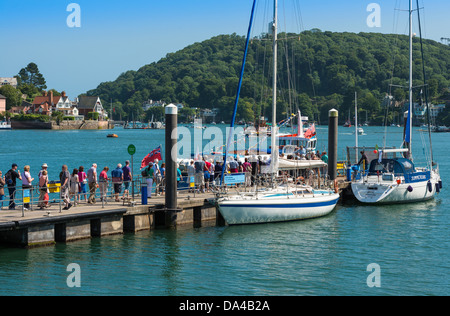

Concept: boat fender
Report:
left=439, top=180, right=442, bottom=189
left=334, top=179, right=338, bottom=193
left=407, top=185, right=413, bottom=192
left=435, top=183, right=440, bottom=193
left=396, top=178, right=401, bottom=185
left=427, top=181, right=433, bottom=193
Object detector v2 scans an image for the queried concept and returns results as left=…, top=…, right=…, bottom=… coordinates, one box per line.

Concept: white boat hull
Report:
left=217, top=192, right=340, bottom=225
left=351, top=173, right=440, bottom=204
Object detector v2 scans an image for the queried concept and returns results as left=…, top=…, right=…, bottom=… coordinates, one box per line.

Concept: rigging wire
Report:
left=416, top=0, right=434, bottom=165
left=384, top=0, right=404, bottom=149
left=220, top=0, right=257, bottom=185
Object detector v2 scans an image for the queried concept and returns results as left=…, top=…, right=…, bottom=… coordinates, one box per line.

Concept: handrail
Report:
left=0, top=169, right=336, bottom=218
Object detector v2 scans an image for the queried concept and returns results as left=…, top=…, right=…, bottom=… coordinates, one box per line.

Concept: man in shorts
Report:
left=111, top=163, right=123, bottom=202
left=122, top=160, right=132, bottom=199
left=60, top=165, right=72, bottom=210
left=194, top=159, right=205, bottom=193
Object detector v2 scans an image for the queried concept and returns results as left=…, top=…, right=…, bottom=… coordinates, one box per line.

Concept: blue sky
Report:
left=1, top=0, right=448, bottom=99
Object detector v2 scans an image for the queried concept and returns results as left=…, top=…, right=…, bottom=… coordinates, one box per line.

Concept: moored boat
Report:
left=351, top=151, right=441, bottom=204
left=0, top=120, right=11, bottom=130
left=351, top=0, right=441, bottom=205
left=218, top=188, right=340, bottom=225
left=216, top=0, right=339, bottom=225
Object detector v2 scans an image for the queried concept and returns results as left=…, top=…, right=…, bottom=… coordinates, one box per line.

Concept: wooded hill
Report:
left=85, top=30, right=450, bottom=125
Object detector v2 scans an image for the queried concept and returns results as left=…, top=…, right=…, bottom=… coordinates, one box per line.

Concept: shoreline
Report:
left=10, top=120, right=113, bottom=130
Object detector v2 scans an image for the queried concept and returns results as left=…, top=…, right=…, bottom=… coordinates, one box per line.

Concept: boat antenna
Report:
left=220, top=0, right=257, bottom=185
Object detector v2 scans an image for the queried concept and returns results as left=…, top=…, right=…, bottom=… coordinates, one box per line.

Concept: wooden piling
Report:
left=328, top=109, right=338, bottom=181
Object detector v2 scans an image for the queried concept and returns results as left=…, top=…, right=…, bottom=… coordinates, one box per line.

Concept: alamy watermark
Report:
left=66, top=3, right=81, bottom=28
left=64, top=4, right=381, bottom=30
left=366, top=263, right=381, bottom=288
left=367, top=3, right=381, bottom=28
left=66, top=263, right=81, bottom=288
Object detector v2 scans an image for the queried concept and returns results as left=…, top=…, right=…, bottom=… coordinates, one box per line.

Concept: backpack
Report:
left=5, top=170, right=13, bottom=185
left=141, top=168, right=149, bottom=177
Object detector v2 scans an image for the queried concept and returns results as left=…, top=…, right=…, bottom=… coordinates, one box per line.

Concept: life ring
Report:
left=334, top=179, right=339, bottom=193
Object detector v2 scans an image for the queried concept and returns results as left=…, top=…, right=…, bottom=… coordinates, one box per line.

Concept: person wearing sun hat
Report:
left=38, top=163, right=48, bottom=179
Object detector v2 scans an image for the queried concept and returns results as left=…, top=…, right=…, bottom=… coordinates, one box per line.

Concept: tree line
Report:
left=7, top=31, right=449, bottom=126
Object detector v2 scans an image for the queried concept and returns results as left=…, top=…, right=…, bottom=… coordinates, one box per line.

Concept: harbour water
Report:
left=0, top=125, right=448, bottom=295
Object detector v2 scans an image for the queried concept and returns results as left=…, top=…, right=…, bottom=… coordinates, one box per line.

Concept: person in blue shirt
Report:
left=122, top=160, right=132, bottom=199
left=159, top=163, right=166, bottom=195
left=111, top=164, right=123, bottom=202
left=299, top=146, right=307, bottom=156
left=177, top=164, right=183, bottom=188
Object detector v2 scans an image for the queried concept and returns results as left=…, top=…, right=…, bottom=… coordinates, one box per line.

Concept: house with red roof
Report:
left=30, top=90, right=78, bottom=116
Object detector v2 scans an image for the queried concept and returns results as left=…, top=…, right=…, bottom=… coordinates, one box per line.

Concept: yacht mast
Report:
left=408, top=0, right=413, bottom=156
left=355, top=92, right=359, bottom=164
left=271, top=0, right=278, bottom=177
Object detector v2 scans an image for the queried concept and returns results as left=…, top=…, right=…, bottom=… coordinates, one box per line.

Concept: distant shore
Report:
left=10, top=120, right=113, bottom=130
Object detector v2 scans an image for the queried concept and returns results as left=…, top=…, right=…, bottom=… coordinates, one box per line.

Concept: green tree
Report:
left=393, top=88, right=406, bottom=102
left=83, top=32, right=450, bottom=124
left=0, top=85, right=22, bottom=109
left=17, top=62, right=47, bottom=91
left=144, top=106, right=165, bottom=122
left=18, top=83, right=40, bottom=102
left=179, top=107, right=196, bottom=122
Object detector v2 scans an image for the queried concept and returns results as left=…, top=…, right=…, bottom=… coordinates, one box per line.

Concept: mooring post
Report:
left=165, top=104, right=180, bottom=227
left=328, top=109, right=338, bottom=181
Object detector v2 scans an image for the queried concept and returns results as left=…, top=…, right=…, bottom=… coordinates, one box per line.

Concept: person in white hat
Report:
left=38, top=163, right=48, bottom=179
left=152, top=159, right=161, bottom=195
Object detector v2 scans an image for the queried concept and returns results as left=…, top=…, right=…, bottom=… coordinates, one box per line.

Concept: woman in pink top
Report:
left=242, top=158, right=252, bottom=187
left=99, top=167, right=109, bottom=202
left=78, top=166, right=87, bottom=200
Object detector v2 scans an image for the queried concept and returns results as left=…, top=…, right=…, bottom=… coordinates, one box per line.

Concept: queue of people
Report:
left=0, top=150, right=331, bottom=209
left=140, top=159, right=171, bottom=198
left=0, top=160, right=134, bottom=211
left=180, top=150, right=330, bottom=194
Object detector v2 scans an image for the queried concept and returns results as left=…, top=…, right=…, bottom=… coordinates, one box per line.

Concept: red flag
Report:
left=304, top=124, right=316, bottom=139
left=141, top=146, right=162, bottom=169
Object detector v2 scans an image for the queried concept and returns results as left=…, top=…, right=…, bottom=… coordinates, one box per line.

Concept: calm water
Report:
left=0, top=125, right=448, bottom=296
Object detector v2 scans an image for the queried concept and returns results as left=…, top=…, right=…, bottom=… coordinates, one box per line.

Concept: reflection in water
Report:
left=0, top=126, right=448, bottom=295
left=0, top=199, right=448, bottom=296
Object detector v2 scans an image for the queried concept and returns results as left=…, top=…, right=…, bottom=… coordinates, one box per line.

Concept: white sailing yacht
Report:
left=351, top=0, right=442, bottom=204
left=217, top=0, right=340, bottom=225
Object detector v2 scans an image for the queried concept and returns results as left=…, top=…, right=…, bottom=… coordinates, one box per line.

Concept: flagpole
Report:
left=131, top=154, right=134, bottom=199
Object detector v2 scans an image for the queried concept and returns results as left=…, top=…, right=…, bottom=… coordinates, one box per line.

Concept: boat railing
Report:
left=348, top=167, right=416, bottom=185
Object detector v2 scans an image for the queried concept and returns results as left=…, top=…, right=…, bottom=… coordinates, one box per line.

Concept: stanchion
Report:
left=165, top=104, right=181, bottom=227
left=141, top=184, right=147, bottom=205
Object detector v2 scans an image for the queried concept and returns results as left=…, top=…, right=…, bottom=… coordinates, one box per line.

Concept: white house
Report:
left=143, top=99, right=166, bottom=111
left=54, top=91, right=73, bottom=110
left=0, top=77, right=18, bottom=88
left=77, top=96, right=107, bottom=120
